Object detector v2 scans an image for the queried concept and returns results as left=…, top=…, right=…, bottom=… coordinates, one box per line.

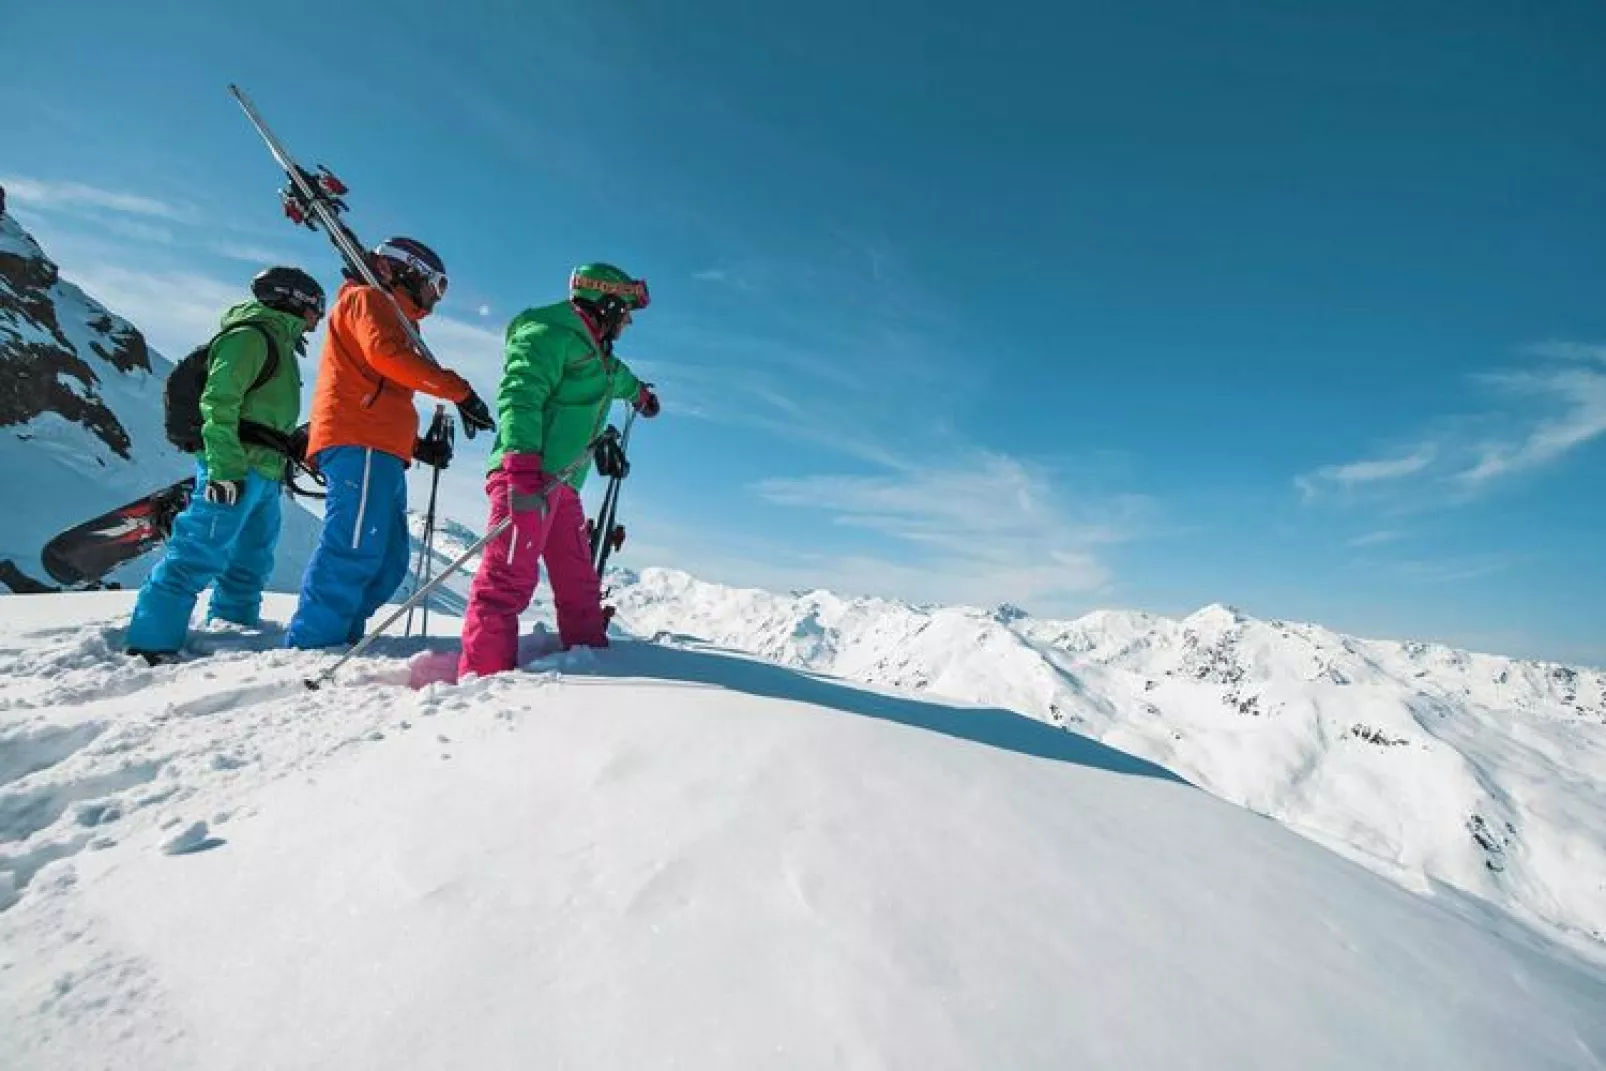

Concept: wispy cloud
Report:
left=425, top=314, right=505, bottom=390
left=1297, top=340, right=1606, bottom=509
left=1392, top=555, right=1516, bottom=585
left=103, top=218, right=176, bottom=245
left=1456, top=365, right=1606, bottom=486
left=1347, top=529, right=1405, bottom=548
left=1522, top=340, right=1606, bottom=365
left=2, top=175, right=190, bottom=221
left=754, top=452, right=1150, bottom=609
left=213, top=242, right=300, bottom=265
left=1295, top=446, right=1436, bottom=502
left=643, top=238, right=974, bottom=473
left=651, top=354, right=910, bottom=467
left=690, top=265, right=765, bottom=292
left=63, top=264, right=243, bottom=359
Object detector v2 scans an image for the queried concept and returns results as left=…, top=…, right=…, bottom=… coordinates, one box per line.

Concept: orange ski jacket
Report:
left=306, top=281, right=471, bottom=462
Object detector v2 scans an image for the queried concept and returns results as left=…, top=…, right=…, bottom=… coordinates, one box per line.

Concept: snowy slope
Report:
left=2, top=593, right=1604, bottom=1070
left=608, top=567, right=1606, bottom=958
left=0, top=206, right=318, bottom=593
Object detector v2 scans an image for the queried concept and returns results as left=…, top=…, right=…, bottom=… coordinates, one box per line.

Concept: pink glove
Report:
left=503, top=452, right=549, bottom=514
left=635, top=384, right=661, bottom=418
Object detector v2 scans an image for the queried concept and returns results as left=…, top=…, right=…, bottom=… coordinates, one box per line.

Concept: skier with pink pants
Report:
left=458, top=264, right=659, bottom=679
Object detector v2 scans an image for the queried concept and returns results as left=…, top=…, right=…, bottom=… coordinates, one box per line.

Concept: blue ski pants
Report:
left=125, top=460, right=283, bottom=653
left=285, top=446, right=410, bottom=649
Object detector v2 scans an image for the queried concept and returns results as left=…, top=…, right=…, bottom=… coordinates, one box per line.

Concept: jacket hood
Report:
left=219, top=300, right=309, bottom=342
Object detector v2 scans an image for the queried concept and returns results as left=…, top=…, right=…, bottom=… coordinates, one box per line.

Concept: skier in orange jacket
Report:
left=286, top=237, right=494, bottom=648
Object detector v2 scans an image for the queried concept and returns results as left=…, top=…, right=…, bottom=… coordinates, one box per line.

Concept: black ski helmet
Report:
left=251, top=266, right=325, bottom=320
left=372, top=236, right=448, bottom=307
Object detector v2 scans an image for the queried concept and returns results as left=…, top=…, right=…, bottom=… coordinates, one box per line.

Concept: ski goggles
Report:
left=277, top=284, right=325, bottom=319
left=572, top=272, right=651, bottom=310
left=297, top=287, right=327, bottom=319
left=375, top=242, right=449, bottom=301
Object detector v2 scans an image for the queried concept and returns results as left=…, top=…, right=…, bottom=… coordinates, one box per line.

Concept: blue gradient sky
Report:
left=4, top=1, right=1604, bottom=662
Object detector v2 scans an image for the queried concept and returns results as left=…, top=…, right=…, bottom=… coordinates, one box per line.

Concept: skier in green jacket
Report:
left=126, top=266, right=325, bottom=662
left=458, top=263, right=660, bottom=678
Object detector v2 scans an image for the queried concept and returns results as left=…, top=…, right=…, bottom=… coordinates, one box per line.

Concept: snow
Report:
left=2, top=592, right=1604, bottom=1069
left=608, top=567, right=1606, bottom=959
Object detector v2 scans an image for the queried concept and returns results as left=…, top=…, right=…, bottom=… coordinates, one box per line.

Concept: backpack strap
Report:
left=209, top=321, right=281, bottom=394
left=210, top=323, right=288, bottom=469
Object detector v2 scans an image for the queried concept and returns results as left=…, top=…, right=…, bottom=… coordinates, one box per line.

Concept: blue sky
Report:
left=3, top=1, right=1604, bottom=663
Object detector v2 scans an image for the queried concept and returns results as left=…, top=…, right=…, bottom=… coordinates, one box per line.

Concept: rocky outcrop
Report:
left=0, top=203, right=142, bottom=457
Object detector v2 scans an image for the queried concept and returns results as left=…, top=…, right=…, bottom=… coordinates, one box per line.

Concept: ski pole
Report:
left=417, top=498, right=438, bottom=637
left=404, top=471, right=439, bottom=637
left=405, top=407, right=449, bottom=638
left=420, top=414, right=452, bottom=642
left=303, top=432, right=616, bottom=691
left=304, top=520, right=508, bottom=691
left=403, top=497, right=433, bottom=637
left=422, top=413, right=456, bottom=637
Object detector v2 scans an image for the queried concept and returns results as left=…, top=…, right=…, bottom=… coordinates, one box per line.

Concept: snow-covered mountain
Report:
left=0, top=202, right=317, bottom=593
left=304, top=518, right=1606, bottom=958
left=607, top=567, right=1606, bottom=958
left=2, top=593, right=1603, bottom=1069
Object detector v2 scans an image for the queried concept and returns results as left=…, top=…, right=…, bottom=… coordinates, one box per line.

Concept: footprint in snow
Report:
left=162, top=821, right=225, bottom=856
left=169, top=681, right=298, bottom=719
left=0, top=722, right=107, bottom=789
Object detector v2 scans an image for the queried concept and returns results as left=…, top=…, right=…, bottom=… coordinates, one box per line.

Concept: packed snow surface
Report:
left=2, top=593, right=1604, bottom=1069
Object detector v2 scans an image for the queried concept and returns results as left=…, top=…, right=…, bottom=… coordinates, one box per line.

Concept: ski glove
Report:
left=286, top=423, right=312, bottom=466
left=593, top=433, right=630, bottom=479
left=504, top=452, right=550, bottom=515
left=413, top=434, right=453, bottom=470
left=634, top=384, right=661, bottom=418
left=203, top=479, right=244, bottom=507
left=457, top=389, right=496, bottom=440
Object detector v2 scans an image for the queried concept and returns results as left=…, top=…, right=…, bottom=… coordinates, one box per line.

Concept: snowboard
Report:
left=41, top=478, right=195, bottom=588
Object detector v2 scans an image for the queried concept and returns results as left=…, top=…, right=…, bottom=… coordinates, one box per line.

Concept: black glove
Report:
left=456, top=390, right=495, bottom=440
left=593, top=432, right=630, bottom=479
left=286, top=423, right=312, bottom=467
left=413, top=433, right=453, bottom=470
left=203, top=479, right=244, bottom=507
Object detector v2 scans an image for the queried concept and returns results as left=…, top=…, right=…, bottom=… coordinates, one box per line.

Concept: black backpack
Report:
left=163, top=323, right=281, bottom=454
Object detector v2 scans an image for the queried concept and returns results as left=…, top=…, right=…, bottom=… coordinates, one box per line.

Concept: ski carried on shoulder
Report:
left=226, top=84, right=446, bottom=370
left=41, top=479, right=195, bottom=588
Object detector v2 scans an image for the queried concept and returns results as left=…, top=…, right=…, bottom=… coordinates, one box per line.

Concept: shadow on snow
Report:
left=592, top=638, right=1189, bottom=785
